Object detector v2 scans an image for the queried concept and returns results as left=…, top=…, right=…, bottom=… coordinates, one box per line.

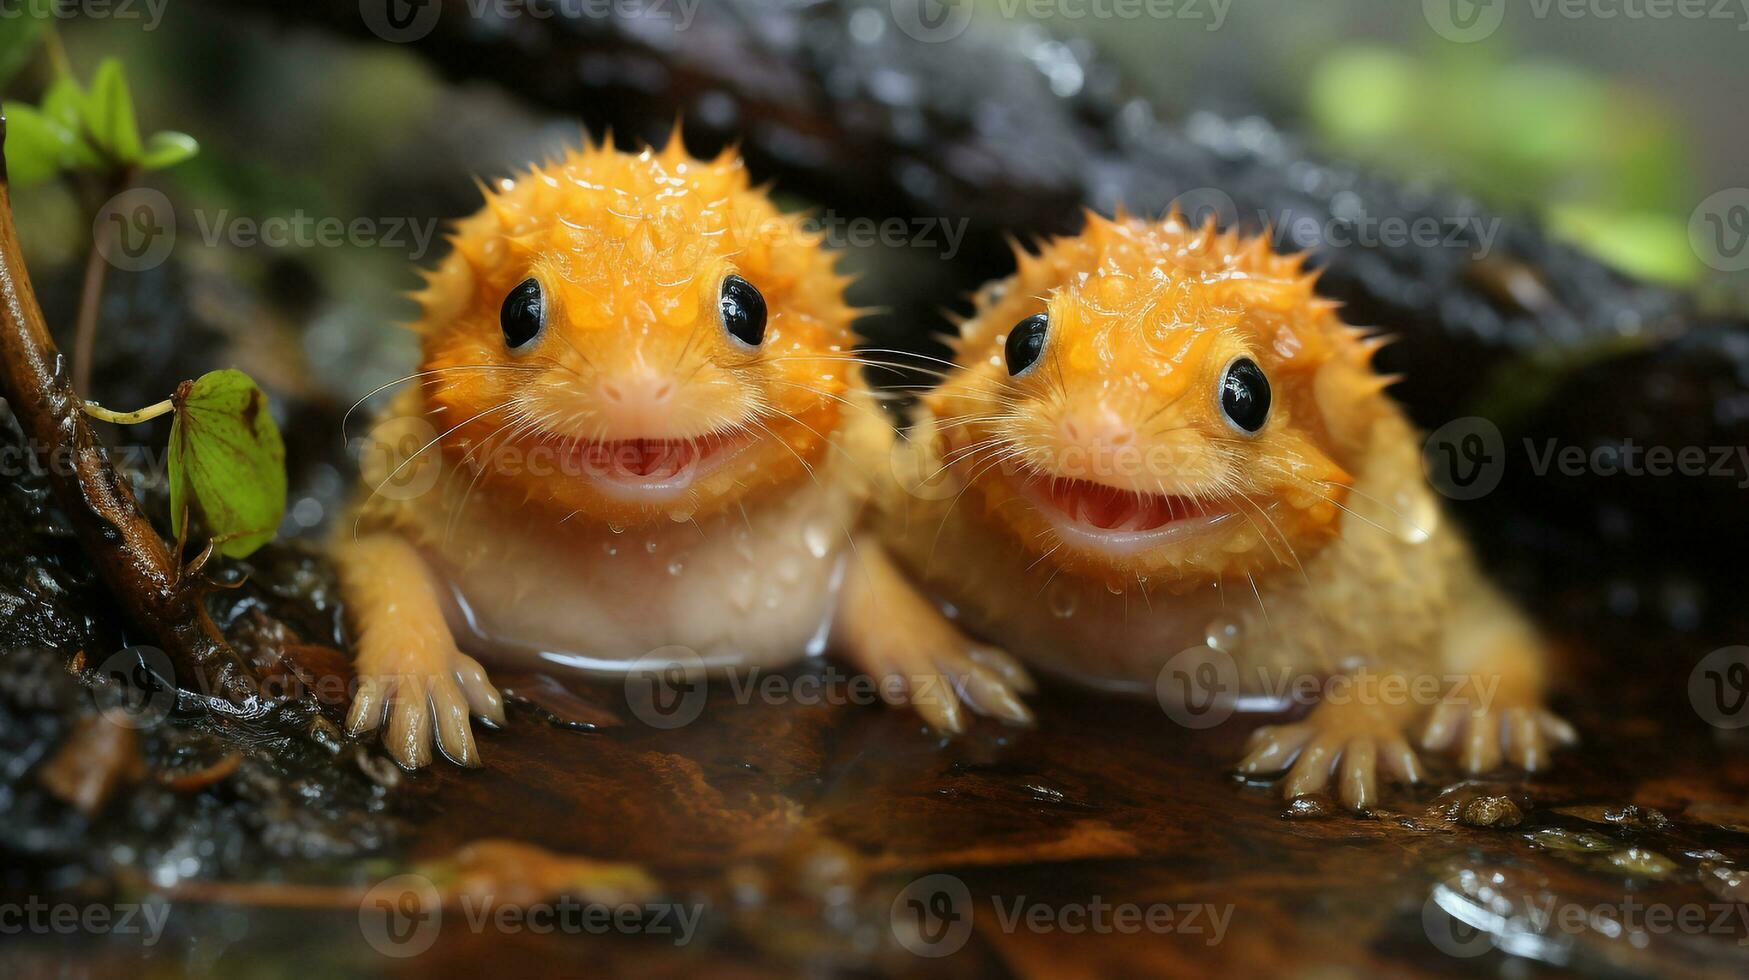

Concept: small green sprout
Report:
left=3, top=58, right=198, bottom=187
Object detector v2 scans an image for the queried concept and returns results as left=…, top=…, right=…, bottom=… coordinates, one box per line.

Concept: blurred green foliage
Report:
left=3, top=29, right=282, bottom=559
left=0, top=11, right=47, bottom=90
left=4, top=56, right=198, bottom=186
left=1308, top=46, right=1698, bottom=284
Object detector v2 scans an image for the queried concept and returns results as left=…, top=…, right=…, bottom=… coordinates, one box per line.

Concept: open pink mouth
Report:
left=566, top=431, right=753, bottom=498
left=1021, top=476, right=1231, bottom=554
left=1033, top=478, right=1214, bottom=531
left=1021, top=479, right=1217, bottom=532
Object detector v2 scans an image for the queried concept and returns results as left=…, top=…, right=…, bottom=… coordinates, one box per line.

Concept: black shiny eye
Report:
left=719, top=274, right=767, bottom=348
left=1005, top=313, right=1049, bottom=376
left=1219, top=357, right=1271, bottom=434
left=500, top=277, right=545, bottom=350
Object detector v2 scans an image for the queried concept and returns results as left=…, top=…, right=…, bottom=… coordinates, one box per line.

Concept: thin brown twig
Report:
left=70, top=169, right=135, bottom=396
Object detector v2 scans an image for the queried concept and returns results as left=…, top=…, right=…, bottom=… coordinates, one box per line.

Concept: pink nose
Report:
left=600, top=373, right=676, bottom=408
left=1060, top=406, right=1135, bottom=448
left=598, top=372, right=677, bottom=431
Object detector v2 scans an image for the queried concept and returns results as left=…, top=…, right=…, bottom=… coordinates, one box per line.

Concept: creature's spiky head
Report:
left=927, top=210, right=1394, bottom=590
left=411, top=130, right=857, bottom=526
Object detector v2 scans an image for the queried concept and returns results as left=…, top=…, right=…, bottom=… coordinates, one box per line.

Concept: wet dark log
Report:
left=221, top=0, right=1711, bottom=420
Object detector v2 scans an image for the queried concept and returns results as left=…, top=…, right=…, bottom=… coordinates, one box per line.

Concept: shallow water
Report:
left=8, top=616, right=1749, bottom=977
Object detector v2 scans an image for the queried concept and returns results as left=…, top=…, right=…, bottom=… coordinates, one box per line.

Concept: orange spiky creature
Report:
left=879, top=209, right=1575, bottom=810
left=337, top=131, right=1035, bottom=769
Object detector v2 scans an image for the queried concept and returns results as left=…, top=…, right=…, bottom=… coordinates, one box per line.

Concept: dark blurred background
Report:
left=9, top=0, right=1746, bottom=406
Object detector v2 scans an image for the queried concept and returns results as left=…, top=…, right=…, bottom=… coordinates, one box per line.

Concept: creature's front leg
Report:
left=1238, top=595, right=1576, bottom=810
left=1418, top=593, right=1577, bottom=774
left=834, top=537, right=1035, bottom=733
left=337, top=533, right=505, bottom=768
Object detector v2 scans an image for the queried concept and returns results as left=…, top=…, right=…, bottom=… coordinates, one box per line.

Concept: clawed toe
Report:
left=892, top=648, right=1035, bottom=734
left=1239, top=717, right=1425, bottom=811
left=350, top=652, right=501, bottom=770
left=1420, top=701, right=1574, bottom=775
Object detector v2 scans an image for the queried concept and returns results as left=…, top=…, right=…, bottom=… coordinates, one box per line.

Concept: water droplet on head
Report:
left=644, top=538, right=659, bottom=554
left=1394, top=490, right=1437, bottom=544
left=667, top=560, right=685, bottom=577
left=1205, top=616, right=1243, bottom=653
left=1047, top=580, right=1078, bottom=619
left=802, top=521, right=833, bottom=559
left=729, top=577, right=756, bottom=611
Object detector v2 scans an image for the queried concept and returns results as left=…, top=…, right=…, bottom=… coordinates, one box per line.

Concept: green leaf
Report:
left=1, top=102, right=67, bottom=187
left=0, top=13, right=45, bottom=90
left=40, top=76, right=84, bottom=129
left=168, top=370, right=287, bottom=559
left=40, top=78, right=105, bottom=171
left=82, top=58, right=142, bottom=163
left=139, top=130, right=198, bottom=171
